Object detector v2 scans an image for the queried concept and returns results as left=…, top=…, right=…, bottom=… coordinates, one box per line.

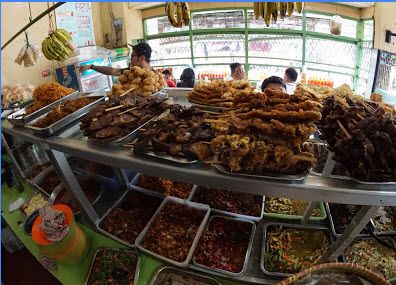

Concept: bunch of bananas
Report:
left=253, top=2, right=305, bottom=27
left=41, top=29, right=74, bottom=62
left=165, top=2, right=190, bottom=28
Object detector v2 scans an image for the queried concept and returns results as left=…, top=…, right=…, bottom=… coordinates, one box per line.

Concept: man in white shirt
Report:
left=283, top=67, right=298, bottom=94
left=226, top=62, right=245, bottom=81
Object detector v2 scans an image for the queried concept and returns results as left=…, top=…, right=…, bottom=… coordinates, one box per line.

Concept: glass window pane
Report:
left=308, top=69, right=353, bottom=88
left=248, top=34, right=303, bottom=60
left=361, top=46, right=373, bottom=73
left=192, top=10, right=244, bottom=30
left=248, top=57, right=301, bottom=68
left=193, top=34, right=245, bottom=57
left=249, top=65, right=298, bottom=81
left=306, top=62, right=354, bottom=75
left=148, top=36, right=191, bottom=61
left=145, top=16, right=189, bottom=35
left=195, top=64, right=232, bottom=79
left=306, top=13, right=357, bottom=38
left=194, top=56, right=245, bottom=65
left=305, top=37, right=356, bottom=68
left=247, top=10, right=303, bottom=30
left=151, top=58, right=192, bottom=66
left=152, top=66, right=188, bottom=80
left=363, top=20, right=374, bottom=42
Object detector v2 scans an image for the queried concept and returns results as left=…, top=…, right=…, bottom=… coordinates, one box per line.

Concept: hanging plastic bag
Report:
left=330, top=15, right=342, bottom=35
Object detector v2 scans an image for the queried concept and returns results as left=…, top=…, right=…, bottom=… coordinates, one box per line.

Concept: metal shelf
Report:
left=2, top=120, right=396, bottom=206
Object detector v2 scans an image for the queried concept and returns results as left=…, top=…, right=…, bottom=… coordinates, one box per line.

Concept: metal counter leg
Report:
left=46, top=148, right=100, bottom=225
left=320, top=205, right=379, bottom=262
left=301, top=201, right=319, bottom=225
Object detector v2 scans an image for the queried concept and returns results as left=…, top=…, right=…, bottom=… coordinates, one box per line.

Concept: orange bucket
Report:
left=32, top=204, right=90, bottom=265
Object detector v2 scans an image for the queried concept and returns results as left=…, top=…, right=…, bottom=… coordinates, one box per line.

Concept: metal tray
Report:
left=348, top=176, right=396, bottom=186
left=129, top=173, right=196, bottom=200
left=133, top=149, right=198, bottom=165
left=24, top=163, right=51, bottom=186
left=191, top=215, right=256, bottom=277
left=150, top=266, right=222, bottom=285
left=214, top=164, right=308, bottom=182
left=96, top=189, right=163, bottom=248
left=325, top=203, right=370, bottom=238
left=32, top=166, right=59, bottom=196
left=26, top=94, right=106, bottom=136
left=260, top=222, right=333, bottom=278
left=262, top=197, right=327, bottom=222
left=135, top=196, right=211, bottom=268
left=343, top=236, right=396, bottom=263
left=7, top=91, right=79, bottom=127
left=370, top=206, right=396, bottom=235
left=84, top=248, right=141, bottom=285
left=190, top=186, right=264, bottom=222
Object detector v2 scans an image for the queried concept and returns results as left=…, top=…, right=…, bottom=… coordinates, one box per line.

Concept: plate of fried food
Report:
left=112, top=66, right=166, bottom=97
left=187, top=79, right=256, bottom=110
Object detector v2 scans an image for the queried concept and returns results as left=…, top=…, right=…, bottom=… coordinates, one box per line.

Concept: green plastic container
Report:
left=263, top=198, right=327, bottom=221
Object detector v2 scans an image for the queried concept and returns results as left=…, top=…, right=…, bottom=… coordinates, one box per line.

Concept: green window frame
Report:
left=143, top=6, right=372, bottom=90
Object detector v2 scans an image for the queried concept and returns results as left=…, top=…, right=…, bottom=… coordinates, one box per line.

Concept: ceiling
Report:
left=338, top=2, right=375, bottom=8
left=128, top=2, right=375, bottom=10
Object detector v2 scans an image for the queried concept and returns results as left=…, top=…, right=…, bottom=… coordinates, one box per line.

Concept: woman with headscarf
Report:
left=177, top=68, right=195, bottom=88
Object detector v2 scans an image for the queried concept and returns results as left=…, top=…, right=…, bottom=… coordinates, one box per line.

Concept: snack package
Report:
left=330, top=15, right=342, bottom=35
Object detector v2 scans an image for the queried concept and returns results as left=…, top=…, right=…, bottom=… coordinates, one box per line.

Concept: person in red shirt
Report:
left=162, top=69, right=176, bottom=88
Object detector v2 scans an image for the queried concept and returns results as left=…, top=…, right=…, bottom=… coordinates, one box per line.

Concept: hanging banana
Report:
left=252, top=2, right=306, bottom=27
left=165, top=2, right=191, bottom=28
left=41, top=28, right=74, bottom=62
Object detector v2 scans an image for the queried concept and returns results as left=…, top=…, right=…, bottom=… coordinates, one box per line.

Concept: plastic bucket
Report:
left=32, top=204, right=90, bottom=265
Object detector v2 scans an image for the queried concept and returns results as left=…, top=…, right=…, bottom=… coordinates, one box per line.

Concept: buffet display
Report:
left=4, top=78, right=396, bottom=284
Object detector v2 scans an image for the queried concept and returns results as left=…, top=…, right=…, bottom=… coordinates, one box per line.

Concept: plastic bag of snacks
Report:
left=1, top=83, right=35, bottom=107
left=330, top=15, right=342, bottom=35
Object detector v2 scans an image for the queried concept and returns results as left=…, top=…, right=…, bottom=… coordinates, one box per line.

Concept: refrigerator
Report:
left=373, top=50, right=396, bottom=105
left=56, top=57, right=112, bottom=93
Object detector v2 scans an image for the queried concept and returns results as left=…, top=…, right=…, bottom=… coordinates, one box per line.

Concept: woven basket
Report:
left=278, top=262, right=391, bottom=285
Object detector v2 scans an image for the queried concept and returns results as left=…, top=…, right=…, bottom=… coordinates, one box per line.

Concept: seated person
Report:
left=261, top=76, right=287, bottom=92
left=283, top=67, right=298, bottom=94
left=177, top=68, right=195, bottom=88
left=162, top=69, right=176, bottom=87
left=226, top=62, right=244, bottom=81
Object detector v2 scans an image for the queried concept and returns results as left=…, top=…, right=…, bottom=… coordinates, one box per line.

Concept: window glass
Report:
left=193, top=34, right=245, bottom=57
left=145, top=16, right=189, bottom=35
left=247, top=10, right=303, bottom=30
left=194, top=57, right=245, bottom=65
left=363, top=20, right=374, bottom=42
left=248, top=34, right=303, bottom=60
left=249, top=65, right=297, bottom=81
left=148, top=37, right=191, bottom=61
left=192, top=10, right=245, bottom=30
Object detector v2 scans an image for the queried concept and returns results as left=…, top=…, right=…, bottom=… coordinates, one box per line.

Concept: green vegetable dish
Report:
left=264, top=226, right=330, bottom=274
left=345, top=239, right=396, bottom=280
left=264, top=197, right=321, bottom=216
left=87, top=249, right=138, bottom=285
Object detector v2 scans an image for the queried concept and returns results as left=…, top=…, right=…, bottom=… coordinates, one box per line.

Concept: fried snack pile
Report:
left=26, top=82, right=75, bottom=115
left=209, top=89, right=320, bottom=174
left=134, top=105, right=215, bottom=160
left=32, top=98, right=94, bottom=128
left=81, top=93, right=168, bottom=143
left=317, top=95, right=396, bottom=182
left=187, top=79, right=256, bottom=107
left=111, top=66, right=166, bottom=97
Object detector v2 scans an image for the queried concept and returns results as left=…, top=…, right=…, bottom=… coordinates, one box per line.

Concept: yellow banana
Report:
left=287, top=2, right=294, bottom=16
left=176, top=2, right=183, bottom=27
left=55, top=28, right=72, bottom=40
left=260, top=2, right=265, bottom=20
left=167, top=2, right=178, bottom=27
left=42, top=39, right=54, bottom=60
left=264, top=2, right=272, bottom=27
left=271, top=2, right=278, bottom=24
left=296, top=2, right=303, bottom=13
left=254, top=2, right=260, bottom=20
left=52, top=31, right=69, bottom=44
left=280, top=2, right=287, bottom=19
left=182, top=2, right=190, bottom=26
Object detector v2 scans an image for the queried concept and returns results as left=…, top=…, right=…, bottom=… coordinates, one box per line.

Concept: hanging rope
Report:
left=24, top=2, right=33, bottom=46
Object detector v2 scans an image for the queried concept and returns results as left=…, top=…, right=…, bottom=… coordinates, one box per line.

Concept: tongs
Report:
left=367, top=222, right=396, bottom=250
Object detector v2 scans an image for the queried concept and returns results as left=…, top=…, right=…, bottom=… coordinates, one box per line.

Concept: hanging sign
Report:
left=55, top=2, right=95, bottom=48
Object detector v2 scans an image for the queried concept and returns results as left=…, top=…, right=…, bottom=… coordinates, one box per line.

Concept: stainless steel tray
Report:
left=133, top=149, right=199, bottom=165
left=214, top=164, right=308, bottom=182
left=135, top=196, right=211, bottom=268
left=325, top=203, right=370, bottom=238
left=26, top=94, right=106, bottom=136
left=190, top=186, right=264, bottom=222
left=7, top=91, right=79, bottom=127
left=349, top=176, right=396, bottom=186
left=129, top=173, right=196, bottom=200
left=150, top=266, right=222, bottom=285
left=84, top=247, right=141, bottom=285
left=260, top=222, right=333, bottom=278
left=24, top=163, right=51, bottom=185
left=191, top=215, right=256, bottom=277
left=96, top=189, right=163, bottom=248
left=32, top=166, right=59, bottom=197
